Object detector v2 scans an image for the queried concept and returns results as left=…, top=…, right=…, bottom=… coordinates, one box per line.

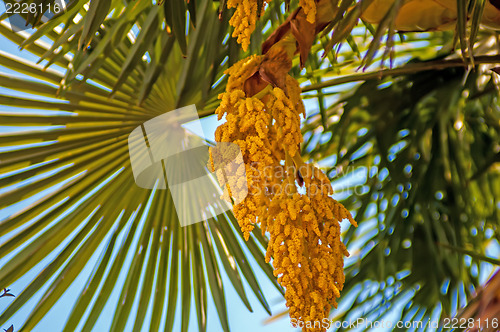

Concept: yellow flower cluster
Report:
left=212, top=55, right=356, bottom=332
left=227, top=0, right=266, bottom=51
left=213, top=90, right=275, bottom=238
left=268, top=86, right=303, bottom=157
left=213, top=54, right=304, bottom=239
left=299, top=0, right=316, bottom=24
left=263, top=164, right=356, bottom=332
left=226, top=56, right=263, bottom=92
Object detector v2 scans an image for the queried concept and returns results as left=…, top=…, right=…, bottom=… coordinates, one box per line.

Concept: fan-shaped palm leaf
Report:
left=0, top=1, right=288, bottom=330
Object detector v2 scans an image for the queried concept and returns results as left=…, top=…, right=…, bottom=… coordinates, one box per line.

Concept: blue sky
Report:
left=0, top=28, right=300, bottom=331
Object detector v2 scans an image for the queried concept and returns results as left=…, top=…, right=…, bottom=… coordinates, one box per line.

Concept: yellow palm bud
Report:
left=299, top=0, right=317, bottom=24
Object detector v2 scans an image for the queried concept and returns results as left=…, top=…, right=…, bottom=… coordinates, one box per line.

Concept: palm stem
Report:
left=302, top=55, right=500, bottom=92
left=437, top=242, right=500, bottom=266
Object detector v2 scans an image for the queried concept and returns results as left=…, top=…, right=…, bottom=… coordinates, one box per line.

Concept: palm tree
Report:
left=0, top=0, right=499, bottom=331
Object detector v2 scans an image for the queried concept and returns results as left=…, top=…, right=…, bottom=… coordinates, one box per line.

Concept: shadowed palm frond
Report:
left=299, top=52, right=500, bottom=329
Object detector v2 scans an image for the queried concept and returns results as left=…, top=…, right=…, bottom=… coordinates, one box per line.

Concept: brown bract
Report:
left=259, top=37, right=295, bottom=89
left=262, top=0, right=338, bottom=68
left=244, top=36, right=296, bottom=95
left=242, top=0, right=341, bottom=95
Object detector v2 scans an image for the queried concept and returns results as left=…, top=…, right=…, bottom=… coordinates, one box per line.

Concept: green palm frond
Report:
left=299, top=50, right=500, bottom=328
left=0, top=1, right=288, bottom=330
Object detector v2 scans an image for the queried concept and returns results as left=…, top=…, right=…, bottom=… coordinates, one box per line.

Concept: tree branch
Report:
left=302, top=55, right=500, bottom=92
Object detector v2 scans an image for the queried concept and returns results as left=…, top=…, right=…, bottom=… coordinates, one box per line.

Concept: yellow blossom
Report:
left=227, top=0, right=258, bottom=51
left=212, top=55, right=356, bottom=332
left=299, top=0, right=317, bottom=24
